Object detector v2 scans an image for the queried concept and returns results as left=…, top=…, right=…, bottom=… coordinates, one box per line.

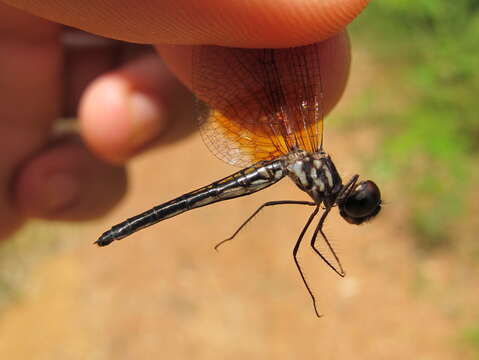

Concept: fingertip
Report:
left=80, top=54, right=198, bottom=163
left=210, top=0, right=370, bottom=47
left=317, top=31, right=351, bottom=113
left=79, top=71, right=166, bottom=164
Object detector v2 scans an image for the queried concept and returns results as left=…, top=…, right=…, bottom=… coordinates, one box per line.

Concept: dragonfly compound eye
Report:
left=339, top=180, right=381, bottom=225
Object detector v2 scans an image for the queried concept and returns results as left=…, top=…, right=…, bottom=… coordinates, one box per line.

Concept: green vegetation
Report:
left=463, top=324, right=479, bottom=358
left=349, top=0, right=479, bottom=247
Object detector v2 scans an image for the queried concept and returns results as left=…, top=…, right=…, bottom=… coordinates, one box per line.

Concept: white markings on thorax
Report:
left=286, top=151, right=343, bottom=204
left=288, top=155, right=336, bottom=196
left=292, top=161, right=309, bottom=188
left=324, top=166, right=334, bottom=188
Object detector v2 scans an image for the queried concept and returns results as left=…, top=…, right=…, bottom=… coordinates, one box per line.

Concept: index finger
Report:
left=1, top=0, right=370, bottom=47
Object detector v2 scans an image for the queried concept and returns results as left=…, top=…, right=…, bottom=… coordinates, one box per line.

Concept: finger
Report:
left=0, top=3, right=62, bottom=238
left=158, top=31, right=351, bottom=116
left=79, top=53, right=196, bottom=164
left=14, top=136, right=127, bottom=221
left=2, top=0, right=370, bottom=47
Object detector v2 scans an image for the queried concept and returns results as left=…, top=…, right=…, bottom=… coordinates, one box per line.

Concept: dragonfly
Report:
left=96, top=42, right=382, bottom=316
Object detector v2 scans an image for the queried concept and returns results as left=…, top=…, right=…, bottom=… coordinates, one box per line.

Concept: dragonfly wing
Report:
left=193, top=44, right=325, bottom=167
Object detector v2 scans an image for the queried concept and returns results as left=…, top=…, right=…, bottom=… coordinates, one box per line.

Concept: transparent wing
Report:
left=193, top=44, right=325, bottom=167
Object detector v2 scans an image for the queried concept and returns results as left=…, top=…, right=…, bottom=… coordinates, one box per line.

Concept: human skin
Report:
left=0, top=0, right=369, bottom=239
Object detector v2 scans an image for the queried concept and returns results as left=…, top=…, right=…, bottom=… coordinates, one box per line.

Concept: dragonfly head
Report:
left=338, top=180, right=381, bottom=225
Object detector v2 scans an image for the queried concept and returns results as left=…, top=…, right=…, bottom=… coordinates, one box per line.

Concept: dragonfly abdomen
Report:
left=95, top=159, right=287, bottom=246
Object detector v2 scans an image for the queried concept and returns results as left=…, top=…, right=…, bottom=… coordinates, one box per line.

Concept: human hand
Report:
left=0, top=0, right=369, bottom=239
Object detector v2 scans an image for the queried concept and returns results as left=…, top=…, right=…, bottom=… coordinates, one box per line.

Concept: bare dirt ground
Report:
left=0, top=51, right=477, bottom=359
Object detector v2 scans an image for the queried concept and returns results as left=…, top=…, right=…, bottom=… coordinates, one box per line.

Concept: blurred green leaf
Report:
left=348, top=0, right=478, bottom=247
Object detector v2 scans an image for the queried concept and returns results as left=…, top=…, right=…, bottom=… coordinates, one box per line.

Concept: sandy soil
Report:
left=0, top=129, right=475, bottom=359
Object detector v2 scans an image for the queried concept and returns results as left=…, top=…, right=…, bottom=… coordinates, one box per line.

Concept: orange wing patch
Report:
left=200, top=109, right=284, bottom=167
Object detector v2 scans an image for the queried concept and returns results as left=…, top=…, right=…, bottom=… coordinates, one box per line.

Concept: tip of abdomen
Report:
left=95, top=230, right=115, bottom=247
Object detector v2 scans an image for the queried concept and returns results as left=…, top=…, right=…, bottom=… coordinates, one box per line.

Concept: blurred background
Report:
left=1, top=1, right=478, bottom=359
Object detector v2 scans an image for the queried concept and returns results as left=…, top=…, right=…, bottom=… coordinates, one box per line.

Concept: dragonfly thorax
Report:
left=286, top=150, right=343, bottom=205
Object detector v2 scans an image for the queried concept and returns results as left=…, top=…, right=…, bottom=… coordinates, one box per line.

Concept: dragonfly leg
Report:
left=293, top=206, right=321, bottom=317
left=215, top=200, right=316, bottom=250
left=336, top=174, right=359, bottom=203
left=310, top=207, right=345, bottom=277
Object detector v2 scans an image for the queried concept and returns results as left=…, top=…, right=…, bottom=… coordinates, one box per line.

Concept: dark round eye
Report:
left=339, top=180, right=381, bottom=225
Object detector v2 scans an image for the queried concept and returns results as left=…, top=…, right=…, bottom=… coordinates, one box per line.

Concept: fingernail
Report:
left=128, top=92, right=165, bottom=147
left=40, top=172, right=80, bottom=214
